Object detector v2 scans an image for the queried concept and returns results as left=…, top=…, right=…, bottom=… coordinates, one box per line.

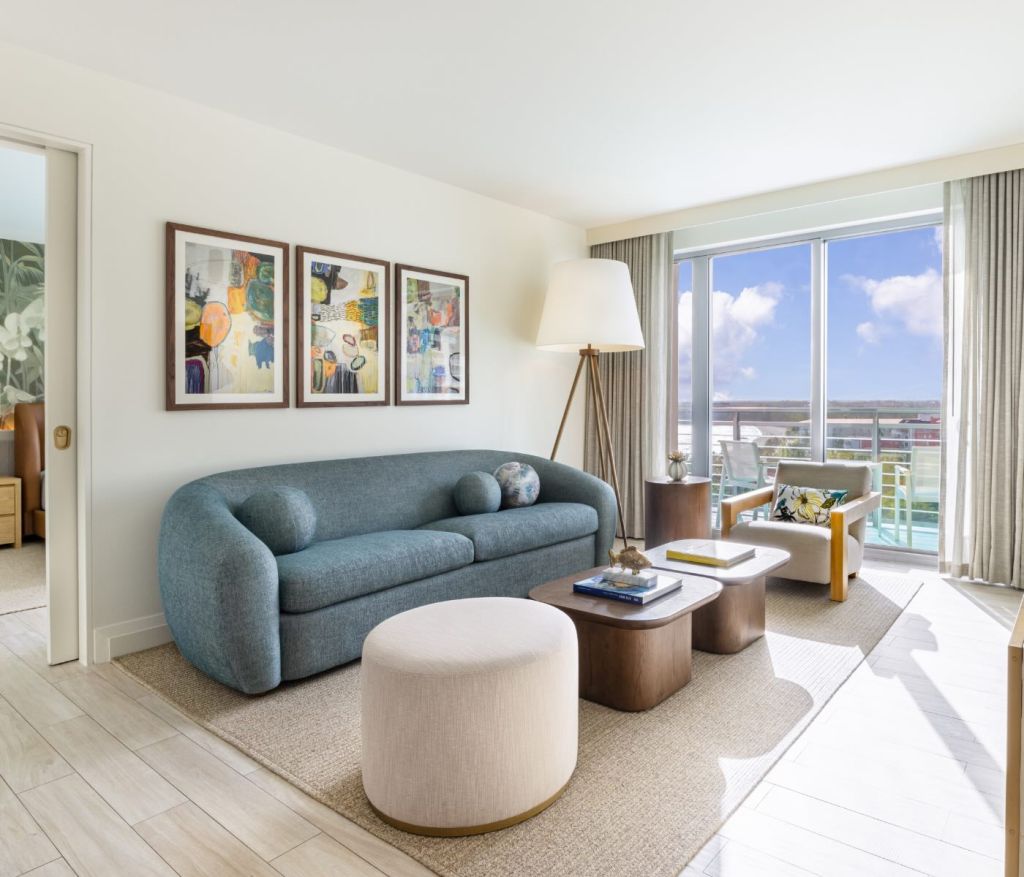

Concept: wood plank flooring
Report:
left=0, top=557, right=1017, bottom=876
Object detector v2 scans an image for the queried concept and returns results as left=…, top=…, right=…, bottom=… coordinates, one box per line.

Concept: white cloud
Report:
left=678, top=282, right=782, bottom=393
left=846, top=268, right=943, bottom=339
left=856, top=321, right=883, bottom=345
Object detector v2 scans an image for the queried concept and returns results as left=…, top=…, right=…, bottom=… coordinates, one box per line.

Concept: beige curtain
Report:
left=585, top=233, right=673, bottom=539
left=941, top=170, right=1024, bottom=586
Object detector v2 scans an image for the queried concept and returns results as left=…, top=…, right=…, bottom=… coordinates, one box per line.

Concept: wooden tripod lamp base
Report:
left=549, top=346, right=629, bottom=546
left=535, top=258, right=645, bottom=548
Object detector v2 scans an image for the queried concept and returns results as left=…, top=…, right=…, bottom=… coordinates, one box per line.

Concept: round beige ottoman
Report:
left=361, top=597, right=578, bottom=836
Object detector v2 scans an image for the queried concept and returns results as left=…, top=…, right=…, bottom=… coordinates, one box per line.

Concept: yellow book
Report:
left=664, top=540, right=755, bottom=568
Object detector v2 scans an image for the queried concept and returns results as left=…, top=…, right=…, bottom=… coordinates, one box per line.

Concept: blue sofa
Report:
left=158, top=450, right=615, bottom=694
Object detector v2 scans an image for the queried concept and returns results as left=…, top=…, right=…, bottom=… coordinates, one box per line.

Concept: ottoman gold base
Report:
left=368, top=781, right=568, bottom=837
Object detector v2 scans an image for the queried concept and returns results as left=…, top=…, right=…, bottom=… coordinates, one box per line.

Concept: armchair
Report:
left=720, top=461, right=881, bottom=602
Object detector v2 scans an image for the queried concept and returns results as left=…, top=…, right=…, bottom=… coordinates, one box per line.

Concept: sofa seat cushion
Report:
left=277, top=530, right=474, bottom=614
left=728, top=520, right=863, bottom=585
left=419, top=502, right=598, bottom=562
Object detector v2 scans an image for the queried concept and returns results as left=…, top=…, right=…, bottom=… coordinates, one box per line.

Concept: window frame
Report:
left=674, top=212, right=943, bottom=485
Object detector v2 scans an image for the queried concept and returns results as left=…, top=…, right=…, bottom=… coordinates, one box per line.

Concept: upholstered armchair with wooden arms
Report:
left=720, top=461, right=881, bottom=602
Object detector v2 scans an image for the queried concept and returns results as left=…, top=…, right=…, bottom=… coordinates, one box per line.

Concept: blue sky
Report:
left=678, top=226, right=943, bottom=403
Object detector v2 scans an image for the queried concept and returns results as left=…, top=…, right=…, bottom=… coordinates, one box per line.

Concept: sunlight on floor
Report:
left=684, top=560, right=1020, bottom=877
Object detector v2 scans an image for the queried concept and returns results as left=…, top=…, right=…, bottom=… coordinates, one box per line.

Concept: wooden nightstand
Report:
left=0, top=476, right=22, bottom=548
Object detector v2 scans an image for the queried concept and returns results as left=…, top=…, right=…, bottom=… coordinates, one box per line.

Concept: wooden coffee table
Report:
left=645, top=541, right=790, bottom=654
left=529, top=568, right=721, bottom=712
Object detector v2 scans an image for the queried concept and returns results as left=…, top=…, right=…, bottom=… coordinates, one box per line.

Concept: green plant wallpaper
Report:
left=0, top=238, right=44, bottom=429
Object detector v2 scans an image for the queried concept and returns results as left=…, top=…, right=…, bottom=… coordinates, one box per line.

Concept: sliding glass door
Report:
left=710, top=244, right=812, bottom=525
left=825, top=227, right=942, bottom=549
left=676, top=219, right=942, bottom=551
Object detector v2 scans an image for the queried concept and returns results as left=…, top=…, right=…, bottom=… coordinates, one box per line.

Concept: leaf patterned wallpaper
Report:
left=0, top=238, right=44, bottom=430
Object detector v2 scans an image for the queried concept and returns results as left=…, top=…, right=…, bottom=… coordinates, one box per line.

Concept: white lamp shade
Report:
left=536, top=258, right=644, bottom=353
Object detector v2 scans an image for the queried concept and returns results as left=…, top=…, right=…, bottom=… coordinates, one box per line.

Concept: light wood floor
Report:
left=0, top=557, right=1018, bottom=877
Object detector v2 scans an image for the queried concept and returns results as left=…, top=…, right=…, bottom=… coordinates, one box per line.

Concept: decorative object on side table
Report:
left=295, top=246, right=390, bottom=407
left=537, top=258, right=644, bottom=545
left=395, top=264, right=468, bottom=405
left=166, top=223, right=289, bottom=410
left=666, top=450, right=688, bottom=482
left=606, top=545, right=652, bottom=576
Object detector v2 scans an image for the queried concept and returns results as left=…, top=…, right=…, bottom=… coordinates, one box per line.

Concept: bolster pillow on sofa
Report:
left=237, top=487, right=317, bottom=555
left=454, top=471, right=502, bottom=515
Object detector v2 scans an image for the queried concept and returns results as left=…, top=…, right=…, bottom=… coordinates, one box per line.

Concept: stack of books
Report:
left=664, top=540, right=754, bottom=568
left=573, top=569, right=682, bottom=605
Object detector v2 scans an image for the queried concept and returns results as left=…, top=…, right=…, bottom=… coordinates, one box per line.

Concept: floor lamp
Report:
left=536, top=258, right=645, bottom=546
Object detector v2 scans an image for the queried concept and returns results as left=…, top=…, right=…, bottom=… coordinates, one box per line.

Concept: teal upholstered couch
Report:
left=158, top=450, right=615, bottom=694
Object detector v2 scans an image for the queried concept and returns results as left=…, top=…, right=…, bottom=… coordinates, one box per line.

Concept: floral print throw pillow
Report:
left=771, top=484, right=848, bottom=527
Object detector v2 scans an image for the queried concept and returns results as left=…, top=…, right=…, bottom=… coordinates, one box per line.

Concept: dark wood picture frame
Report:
left=295, top=245, right=391, bottom=407
left=165, top=222, right=290, bottom=411
left=394, top=264, right=470, bottom=406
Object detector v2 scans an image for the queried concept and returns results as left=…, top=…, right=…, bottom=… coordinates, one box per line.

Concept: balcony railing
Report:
left=678, top=404, right=941, bottom=552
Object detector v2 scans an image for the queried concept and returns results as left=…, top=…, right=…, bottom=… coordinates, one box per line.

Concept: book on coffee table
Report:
left=572, top=572, right=682, bottom=605
left=664, top=540, right=755, bottom=568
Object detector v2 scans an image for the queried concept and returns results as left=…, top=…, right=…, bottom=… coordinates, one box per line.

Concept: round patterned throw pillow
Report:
left=237, top=487, right=317, bottom=555
left=454, top=471, right=502, bottom=516
left=493, top=462, right=541, bottom=509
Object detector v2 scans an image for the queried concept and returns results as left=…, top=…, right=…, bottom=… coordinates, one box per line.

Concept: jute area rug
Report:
left=117, top=572, right=921, bottom=877
left=0, top=542, right=45, bottom=615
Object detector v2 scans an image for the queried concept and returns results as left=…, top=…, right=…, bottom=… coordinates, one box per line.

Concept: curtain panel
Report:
left=586, top=233, right=673, bottom=539
left=941, top=170, right=1024, bottom=586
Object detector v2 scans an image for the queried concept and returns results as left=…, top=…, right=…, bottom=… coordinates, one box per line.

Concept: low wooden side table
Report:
left=646, top=541, right=790, bottom=654
left=530, top=568, right=721, bottom=711
left=643, top=476, right=712, bottom=548
left=0, top=476, right=22, bottom=548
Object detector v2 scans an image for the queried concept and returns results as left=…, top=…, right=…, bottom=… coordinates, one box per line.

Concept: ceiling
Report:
left=5, top=1, right=1024, bottom=228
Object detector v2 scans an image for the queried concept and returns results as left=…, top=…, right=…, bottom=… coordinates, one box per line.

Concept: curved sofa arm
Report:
left=520, top=454, right=617, bottom=565
left=158, top=482, right=281, bottom=694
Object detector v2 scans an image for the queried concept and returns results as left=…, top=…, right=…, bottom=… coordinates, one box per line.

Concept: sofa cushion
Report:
left=420, top=502, right=598, bottom=562
left=277, top=530, right=474, bottom=613
left=237, top=487, right=317, bottom=555
left=454, top=471, right=502, bottom=515
left=493, top=461, right=541, bottom=508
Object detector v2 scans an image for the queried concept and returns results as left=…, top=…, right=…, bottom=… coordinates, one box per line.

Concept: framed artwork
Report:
left=165, top=223, right=289, bottom=410
left=395, top=264, right=469, bottom=405
left=295, top=247, right=390, bottom=407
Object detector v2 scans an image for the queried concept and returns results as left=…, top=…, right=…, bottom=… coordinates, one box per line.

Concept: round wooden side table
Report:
left=643, top=476, right=712, bottom=548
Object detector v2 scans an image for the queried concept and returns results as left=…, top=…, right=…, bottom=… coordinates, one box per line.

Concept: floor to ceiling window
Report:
left=825, top=226, right=942, bottom=550
left=676, top=217, right=943, bottom=551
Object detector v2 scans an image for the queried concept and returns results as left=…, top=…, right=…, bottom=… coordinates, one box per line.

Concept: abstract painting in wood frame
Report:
left=166, top=222, right=289, bottom=410
left=296, top=246, right=390, bottom=407
left=394, top=264, right=469, bottom=405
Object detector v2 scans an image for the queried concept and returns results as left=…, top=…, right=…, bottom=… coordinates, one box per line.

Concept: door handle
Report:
left=54, top=425, right=72, bottom=451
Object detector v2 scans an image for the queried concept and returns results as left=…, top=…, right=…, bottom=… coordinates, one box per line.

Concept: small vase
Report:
left=667, top=460, right=688, bottom=482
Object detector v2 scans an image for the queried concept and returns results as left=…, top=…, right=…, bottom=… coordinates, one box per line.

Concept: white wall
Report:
left=0, top=43, right=587, bottom=657
left=589, top=141, right=1024, bottom=245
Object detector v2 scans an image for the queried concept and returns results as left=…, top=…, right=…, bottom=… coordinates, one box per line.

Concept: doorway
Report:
left=0, top=136, right=82, bottom=666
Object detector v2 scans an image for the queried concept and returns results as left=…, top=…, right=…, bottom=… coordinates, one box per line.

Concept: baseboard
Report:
left=93, top=612, right=171, bottom=663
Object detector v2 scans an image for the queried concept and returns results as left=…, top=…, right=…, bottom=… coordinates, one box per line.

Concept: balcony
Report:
left=678, top=403, right=941, bottom=552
